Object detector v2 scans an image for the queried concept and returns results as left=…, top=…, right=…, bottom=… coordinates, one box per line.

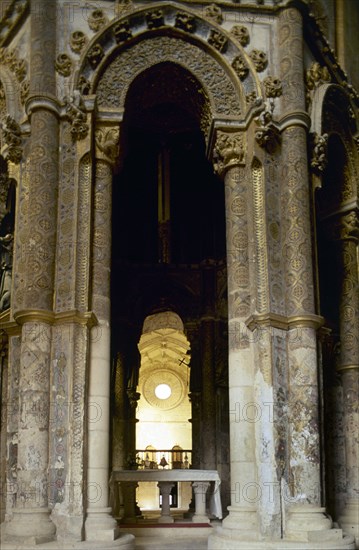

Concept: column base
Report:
left=192, top=514, right=210, bottom=524
left=3, top=508, right=56, bottom=543
left=85, top=507, right=120, bottom=541
left=158, top=515, right=174, bottom=523
left=338, top=499, right=359, bottom=545
left=221, top=506, right=260, bottom=540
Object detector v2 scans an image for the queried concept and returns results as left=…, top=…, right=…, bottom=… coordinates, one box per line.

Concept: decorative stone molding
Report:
left=204, top=4, right=223, bottom=25
left=113, top=19, right=132, bottom=43
left=263, top=76, right=282, bottom=98
left=87, top=43, right=104, bottom=69
left=64, top=92, right=89, bottom=141
left=246, top=312, right=324, bottom=332
left=55, top=53, right=73, bottom=77
left=1, top=114, right=22, bottom=163
left=208, top=29, right=228, bottom=53
left=95, top=126, right=120, bottom=165
left=255, top=109, right=280, bottom=151
left=0, top=48, right=29, bottom=103
left=232, top=54, right=249, bottom=81
left=12, top=309, right=97, bottom=328
left=310, top=132, right=328, bottom=175
left=213, top=132, right=245, bottom=176
left=249, top=49, right=268, bottom=72
left=175, top=12, right=196, bottom=33
left=70, top=31, right=88, bottom=54
left=146, top=10, right=164, bottom=29
left=230, top=25, right=250, bottom=47
left=88, top=9, right=108, bottom=33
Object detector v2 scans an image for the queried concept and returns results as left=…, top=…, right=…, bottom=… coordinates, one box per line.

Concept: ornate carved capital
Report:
left=1, top=115, right=23, bottom=164
left=310, top=132, right=328, bottom=175
left=95, top=126, right=120, bottom=165
left=213, top=131, right=245, bottom=176
left=334, top=210, right=359, bottom=242
left=64, top=92, right=89, bottom=141
left=305, top=62, right=331, bottom=104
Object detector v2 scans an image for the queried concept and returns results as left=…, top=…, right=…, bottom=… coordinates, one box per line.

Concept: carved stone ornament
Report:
left=255, top=110, right=280, bottom=152
left=115, top=0, right=134, bottom=17
left=310, top=132, right=328, bottom=175
left=113, top=20, right=132, bottom=43
left=64, top=92, right=89, bottom=141
left=249, top=49, right=268, bottom=72
left=0, top=157, right=12, bottom=225
left=230, top=25, right=250, bottom=47
left=334, top=210, right=359, bottom=242
left=0, top=47, right=27, bottom=83
left=55, top=53, right=73, bottom=77
left=20, top=80, right=29, bottom=104
left=127, top=389, right=141, bottom=408
left=175, top=12, right=196, bottom=33
left=146, top=10, right=164, bottom=29
left=78, top=75, right=91, bottom=95
left=87, top=44, right=104, bottom=69
left=204, top=4, right=223, bottom=25
left=88, top=9, right=108, bottom=33
left=213, top=132, right=245, bottom=175
left=95, top=127, right=120, bottom=164
left=305, top=62, right=331, bottom=102
left=208, top=30, right=228, bottom=53
left=70, top=31, right=88, bottom=54
left=232, top=54, right=249, bottom=81
left=1, top=115, right=23, bottom=164
left=263, top=76, right=282, bottom=98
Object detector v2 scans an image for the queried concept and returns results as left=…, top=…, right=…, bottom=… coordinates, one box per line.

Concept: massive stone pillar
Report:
left=84, top=127, right=121, bottom=541
left=3, top=0, right=59, bottom=542
left=337, top=211, right=359, bottom=546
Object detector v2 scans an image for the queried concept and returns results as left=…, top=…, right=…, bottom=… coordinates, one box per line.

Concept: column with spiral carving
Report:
left=336, top=211, right=359, bottom=546
left=4, top=0, right=58, bottom=542
left=84, top=124, right=122, bottom=541
left=211, top=131, right=260, bottom=539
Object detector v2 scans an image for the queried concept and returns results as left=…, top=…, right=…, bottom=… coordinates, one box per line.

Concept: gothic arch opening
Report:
left=110, top=61, right=229, bottom=517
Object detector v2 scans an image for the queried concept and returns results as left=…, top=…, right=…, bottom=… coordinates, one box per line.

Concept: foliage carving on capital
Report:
left=230, top=25, right=250, bottom=47
left=175, top=12, right=196, bottom=33
left=334, top=210, right=359, bottom=242
left=208, top=30, right=228, bottom=53
left=88, top=9, right=108, bottom=33
left=64, top=92, right=89, bottom=141
left=55, top=53, right=73, bottom=77
left=1, top=115, right=23, bottom=164
left=70, top=31, right=88, bottom=54
left=310, top=132, right=328, bottom=175
left=204, top=4, right=223, bottom=25
left=95, top=126, right=120, bottom=165
left=213, top=132, right=245, bottom=175
left=305, top=62, right=331, bottom=103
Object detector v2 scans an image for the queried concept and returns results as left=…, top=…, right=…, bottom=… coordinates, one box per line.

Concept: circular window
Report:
left=155, top=383, right=172, bottom=400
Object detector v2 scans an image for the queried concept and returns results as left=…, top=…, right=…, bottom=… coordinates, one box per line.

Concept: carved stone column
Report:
left=85, top=125, right=121, bottom=541
left=336, top=211, right=359, bottom=546
left=211, top=131, right=260, bottom=540
left=278, top=8, right=351, bottom=547
left=4, top=0, right=59, bottom=542
left=157, top=482, right=175, bottom=523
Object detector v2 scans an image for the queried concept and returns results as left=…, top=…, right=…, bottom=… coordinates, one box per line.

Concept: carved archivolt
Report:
left=76, top=4, right=261, bottom=119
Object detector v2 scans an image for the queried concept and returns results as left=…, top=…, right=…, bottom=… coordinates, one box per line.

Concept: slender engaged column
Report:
left=158, top=482, right=174, bottom=523
left=85, top=150, right=120, bottom=541
left=336, top=212, right=359, bottom=545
